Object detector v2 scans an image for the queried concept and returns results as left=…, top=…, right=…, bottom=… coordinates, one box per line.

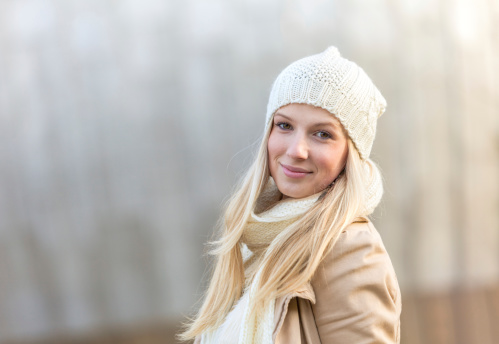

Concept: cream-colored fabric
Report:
left=198, top=271, right=276, bottom=344
left=362, top=158, right=383, bottom=216
left=199, top=291, right=249, bottom=344
left=238, top=179, right=321, bottom=344
left=201, top=179, right=322, bottom=344
left=266, top=46, right=386, bottom=160
left=242, top=178, right=322, bottom=257
left=237, top=270, right=275, bottom=344
left=241, top=178, right=323, bottom=285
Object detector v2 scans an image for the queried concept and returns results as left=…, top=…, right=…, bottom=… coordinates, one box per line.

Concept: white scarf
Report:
left=201, top=179, right=322, bottom=344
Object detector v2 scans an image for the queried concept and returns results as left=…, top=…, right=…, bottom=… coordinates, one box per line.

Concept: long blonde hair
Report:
left=179, top=118, right=380, bottom=341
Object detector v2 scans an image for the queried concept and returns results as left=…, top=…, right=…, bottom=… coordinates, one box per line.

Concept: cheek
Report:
left=338, top=142, right=349, bottom=167
left=319, top=145, right=348, bottom=173
left=267, top=131, right=282, bottom=160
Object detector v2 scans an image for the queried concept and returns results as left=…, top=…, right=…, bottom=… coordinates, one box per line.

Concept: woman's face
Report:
left=267, top=103, right=349, bottom=199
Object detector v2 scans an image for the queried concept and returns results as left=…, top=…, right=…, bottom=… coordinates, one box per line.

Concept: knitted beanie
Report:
left=265, top=46, right=386, bottom=160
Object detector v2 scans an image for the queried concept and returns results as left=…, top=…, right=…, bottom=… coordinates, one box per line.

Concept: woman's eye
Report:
left=276, top=122, right=292, bottom=130
left=315, top=131, right=332, bottom=139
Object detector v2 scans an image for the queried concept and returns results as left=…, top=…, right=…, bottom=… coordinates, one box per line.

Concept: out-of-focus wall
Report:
left=0, top=0, right=498, bottom=343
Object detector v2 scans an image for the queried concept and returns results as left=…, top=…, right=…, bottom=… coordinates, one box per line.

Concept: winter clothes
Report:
left=195, top=180, right=401, bottom=344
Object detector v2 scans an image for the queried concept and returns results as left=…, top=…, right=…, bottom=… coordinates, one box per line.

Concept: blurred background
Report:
left=0, top=0, right=498, bottom=343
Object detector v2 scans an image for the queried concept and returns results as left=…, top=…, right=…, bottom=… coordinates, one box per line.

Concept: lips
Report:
left=280, top=163, right=312, bottom=178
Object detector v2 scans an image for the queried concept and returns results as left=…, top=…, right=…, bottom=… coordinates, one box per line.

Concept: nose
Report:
left=287, top=134, right=309, bottom=160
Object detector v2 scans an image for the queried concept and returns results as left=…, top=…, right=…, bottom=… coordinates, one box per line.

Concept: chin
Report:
left=276, top=184, right=310, bottom=199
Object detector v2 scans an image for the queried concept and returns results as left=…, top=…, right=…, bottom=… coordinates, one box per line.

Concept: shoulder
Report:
left=313, top=218, right=399, bottom=299
left=308, top=218, right=402, bottom=342
left=320, top=218, right=394, bottom=274
left=336, top=217, right=385, bottom=253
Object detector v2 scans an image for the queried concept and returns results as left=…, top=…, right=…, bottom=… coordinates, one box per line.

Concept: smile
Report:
left=280, top=164, right=312, bottom=178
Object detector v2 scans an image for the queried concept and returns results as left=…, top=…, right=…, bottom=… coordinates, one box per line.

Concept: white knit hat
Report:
left=265, top=46, right=386, bottom=160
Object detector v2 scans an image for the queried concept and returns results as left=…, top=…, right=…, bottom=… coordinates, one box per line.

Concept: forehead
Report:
left=274, top=103, right=344, bottom=129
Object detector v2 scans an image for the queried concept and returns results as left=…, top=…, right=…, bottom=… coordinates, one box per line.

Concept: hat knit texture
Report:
left=266, top=46, right=386, bottom=160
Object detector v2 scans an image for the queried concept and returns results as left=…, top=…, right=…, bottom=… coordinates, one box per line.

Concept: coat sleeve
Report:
left=310, top=221, right=401, bottom=343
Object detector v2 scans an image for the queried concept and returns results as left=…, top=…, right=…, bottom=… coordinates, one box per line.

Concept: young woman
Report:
left=180, top=46, right=401, bottom=343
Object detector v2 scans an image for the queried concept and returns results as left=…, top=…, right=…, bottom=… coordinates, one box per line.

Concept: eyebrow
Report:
left=274, top=112, right=342, bottom=131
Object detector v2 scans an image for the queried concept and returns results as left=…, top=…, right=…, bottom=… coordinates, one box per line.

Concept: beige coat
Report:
left=273, top=218, right=401, bottom=343
left=194, top=218, right=401, bottom=343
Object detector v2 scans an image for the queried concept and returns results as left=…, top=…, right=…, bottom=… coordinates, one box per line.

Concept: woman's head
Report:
left=264, top=46, right=386, bottom=200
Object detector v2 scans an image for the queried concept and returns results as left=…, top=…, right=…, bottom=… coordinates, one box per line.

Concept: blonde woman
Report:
left=180, top=46, right=401, bottom=344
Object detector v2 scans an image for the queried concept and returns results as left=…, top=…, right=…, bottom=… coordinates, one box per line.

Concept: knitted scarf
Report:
left=199, top=178, right=322, bottom=344
left=238, top=179, right=322, bottom=344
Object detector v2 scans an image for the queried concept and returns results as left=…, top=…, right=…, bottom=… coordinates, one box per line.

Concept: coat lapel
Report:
left=272, top=282, right=316, bottom=342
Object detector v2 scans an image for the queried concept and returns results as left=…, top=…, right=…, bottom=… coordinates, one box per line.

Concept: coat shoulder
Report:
left=321, top=219, right=393, bottom=270
left=314, top=218, right=400, bottom=302
left=309, top=218, right=402, bottom=343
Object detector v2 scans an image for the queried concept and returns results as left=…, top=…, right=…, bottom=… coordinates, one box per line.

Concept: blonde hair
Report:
left=179, top=119, right=381, bottom=341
